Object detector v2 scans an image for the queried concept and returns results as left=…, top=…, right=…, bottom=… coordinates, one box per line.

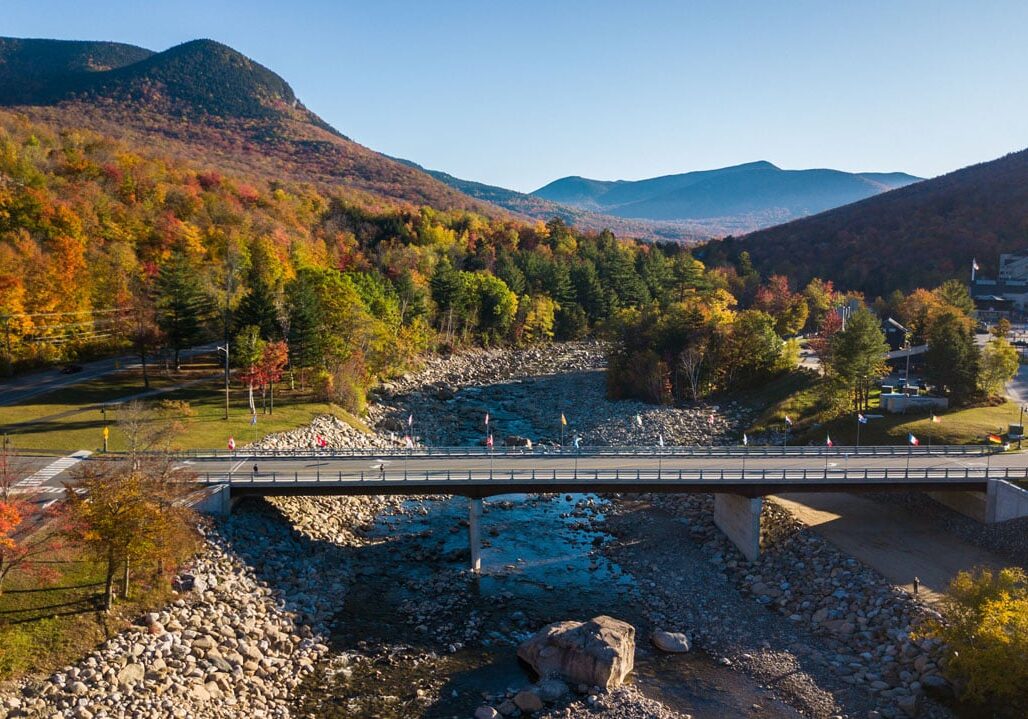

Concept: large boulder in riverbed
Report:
left=517, top=615, right=635, bottom=690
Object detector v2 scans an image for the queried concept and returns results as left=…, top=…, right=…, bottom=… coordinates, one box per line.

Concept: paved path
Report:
left=0, top=344, right=216, bottom=406
left=774, top=492, right=1008, bottom=603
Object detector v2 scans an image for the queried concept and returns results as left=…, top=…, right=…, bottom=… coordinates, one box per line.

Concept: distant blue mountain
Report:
left=532, top=161, right=920, bottom=224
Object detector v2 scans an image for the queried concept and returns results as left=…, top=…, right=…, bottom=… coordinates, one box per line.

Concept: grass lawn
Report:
left=1, top=360, right=370, bottom=453
left=746, top=370, right=1019, bottom=446
left=0, top=532, right=172, bottom=679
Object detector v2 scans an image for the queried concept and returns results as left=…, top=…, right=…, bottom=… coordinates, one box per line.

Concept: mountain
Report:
left=0, top=37, right=495, bottom=213
left=698, top=148, right=1028, bottom=297
left=532, top=161, right=921, bottom=225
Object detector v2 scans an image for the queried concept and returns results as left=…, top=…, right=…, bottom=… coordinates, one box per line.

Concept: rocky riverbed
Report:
left=0, top=343, right=966, bottom=719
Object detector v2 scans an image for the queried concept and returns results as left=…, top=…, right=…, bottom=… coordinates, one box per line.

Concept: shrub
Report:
left=928, top=567, right=1028, bottom=716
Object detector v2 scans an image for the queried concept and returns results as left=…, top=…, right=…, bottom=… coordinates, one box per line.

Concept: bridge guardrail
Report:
left=201, top=465, right=1027, bottom=486
left=159, top=444, right=999, bottom=461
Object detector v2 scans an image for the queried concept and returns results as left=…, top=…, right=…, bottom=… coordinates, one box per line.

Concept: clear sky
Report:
left=5, top=1, right=1028, bottom=192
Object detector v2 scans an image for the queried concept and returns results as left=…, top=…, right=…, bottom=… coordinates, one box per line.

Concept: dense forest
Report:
left=0, top=110, right=768, bottom=411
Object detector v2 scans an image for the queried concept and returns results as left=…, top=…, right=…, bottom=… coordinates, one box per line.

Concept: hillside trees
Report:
left=64, top=459, right=198, bottom=609
left=978, top=336, right=1018, bottom=399
left=155, top=251, right=213, bottom=369
left=822, top=308, right=888, bottom=411
left=925, top=309, right=980, bottom=404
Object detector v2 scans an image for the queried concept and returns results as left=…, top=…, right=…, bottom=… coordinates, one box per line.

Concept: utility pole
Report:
left=217, top=344, right=230, bottom=420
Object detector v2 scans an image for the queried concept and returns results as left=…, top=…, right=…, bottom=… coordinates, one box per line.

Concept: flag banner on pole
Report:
left=658, top=434, right=664, bottom=447
left=987, top=433, right=1003, bottom=444
left=484, top=412, right=490, bottom=426
left=908, top=433, right=919, bottom=446
left=635, top=414, right=643, bottom=427
left=486, top=434, right=493, bottom=448
left=405, top=435, right=414, bottom=449
left=973, top=258, right=980, bottom=271
left=560, top=413, right=567, bottom=426
left=742, top=433, right=748, bottom=446
left=408, top=413, right=413, bottom=427
left=784, top=415, right=793, bottom=426
left=931, top=415, right=941, bottom=423
left=857, top=413, right=868, bottom=424
left=826, top=434, right=833, bottom=447
left=227, top=437, right=235, bottom=450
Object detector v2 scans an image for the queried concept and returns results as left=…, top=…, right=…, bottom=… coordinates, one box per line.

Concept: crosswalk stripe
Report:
left=14, top=450, right=92, bottom=488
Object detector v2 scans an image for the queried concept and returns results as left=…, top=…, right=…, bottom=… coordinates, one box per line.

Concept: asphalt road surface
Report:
left=0, top=344, right=217, bottom=406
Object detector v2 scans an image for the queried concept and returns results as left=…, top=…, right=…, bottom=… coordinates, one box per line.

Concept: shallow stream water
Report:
left=295, top=491, right=803, bottom=718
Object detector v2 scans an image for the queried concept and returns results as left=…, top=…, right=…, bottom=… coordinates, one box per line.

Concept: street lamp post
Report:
left=217, top=344, right=229, bottom=420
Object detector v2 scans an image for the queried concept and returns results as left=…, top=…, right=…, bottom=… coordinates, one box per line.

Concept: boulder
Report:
left=651, top=630, right=691, bottom=653
left=517, top=615, right=635, bottom=690
left=116, top=663, right=144, bottom=688
left=513, top=690, right=544, bottom=712
left=536, top=678, right=569, bottom=702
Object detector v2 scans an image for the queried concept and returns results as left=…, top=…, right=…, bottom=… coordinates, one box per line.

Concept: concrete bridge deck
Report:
left=208, top=465, right=1016, bottom=499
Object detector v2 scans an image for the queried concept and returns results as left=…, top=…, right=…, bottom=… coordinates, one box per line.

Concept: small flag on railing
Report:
left=826, top=434, right=833, bottom=447
left=784, top=415, right=793, bottom=427
left=635, top=414, right=643, bottom=427
left=742, top=433, right=748, bottom=446
left=227, top=437, right=236, bottom=451
left=405, top=435, right=414, bottom=449
left=561, top=413, right=567, bottom=426
left=987, top=433, right=1003, bottom=444
left=658, top=434, right=664, bottom=447
left=858, top=413, right=868, bottom=424
left=486, top=433, right=493, bottom=448
left=908, top=433, right=919, bottom=446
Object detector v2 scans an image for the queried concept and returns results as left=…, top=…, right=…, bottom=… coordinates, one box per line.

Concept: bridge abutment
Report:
left=713, top=493, right=762, bottom=562
left=468, top=498, right=483, bottom=573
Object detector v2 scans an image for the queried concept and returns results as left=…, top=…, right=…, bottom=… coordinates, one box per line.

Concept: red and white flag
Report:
left=486, top=433, right=493, bottom=448
left=405, top=435, right=414, bottom=449
left=784, top=415, right=793, bottom=427
left=227, top=437, right=236, bottom=451
left=826, top=434, right=833, bottom=447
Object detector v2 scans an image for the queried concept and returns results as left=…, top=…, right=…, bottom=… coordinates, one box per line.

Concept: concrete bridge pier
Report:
left=468, top=498, right=483, bottom=573
left=713, top=493, right=763, bottom=562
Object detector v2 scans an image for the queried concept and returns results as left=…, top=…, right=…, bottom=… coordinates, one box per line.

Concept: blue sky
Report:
left=5, top=1, right=1028, bottom=192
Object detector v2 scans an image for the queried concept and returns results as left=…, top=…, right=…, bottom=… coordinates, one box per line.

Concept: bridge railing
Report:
left=165, top=444, right=998, bottom=461
left=201, top=465, right=1026, bottom=486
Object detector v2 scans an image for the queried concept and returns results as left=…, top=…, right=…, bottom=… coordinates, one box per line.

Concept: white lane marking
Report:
left=14, top=450, right=92, bottom=488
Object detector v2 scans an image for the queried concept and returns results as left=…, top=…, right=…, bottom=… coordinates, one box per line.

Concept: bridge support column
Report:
left=468, top=498, right=483, bottom=573
left=713, top=493, right=762, bottom=562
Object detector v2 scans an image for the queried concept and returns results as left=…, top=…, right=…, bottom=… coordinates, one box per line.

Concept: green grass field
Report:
left=745, top=369, right=1019, bottom=447
left=0, top=531, right=173, bottom=678
left=0, top=359, right=368, bottom=453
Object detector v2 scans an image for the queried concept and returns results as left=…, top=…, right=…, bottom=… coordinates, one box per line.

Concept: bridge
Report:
left=179, top=445, right=1028, bottom=570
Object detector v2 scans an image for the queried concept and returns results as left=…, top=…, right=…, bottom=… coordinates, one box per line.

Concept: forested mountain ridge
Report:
left=699, top=147, right=1028, bottom=297
left=533, top=161, right=920, bottom=225
left=0, top=37, right=500, bottom=214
